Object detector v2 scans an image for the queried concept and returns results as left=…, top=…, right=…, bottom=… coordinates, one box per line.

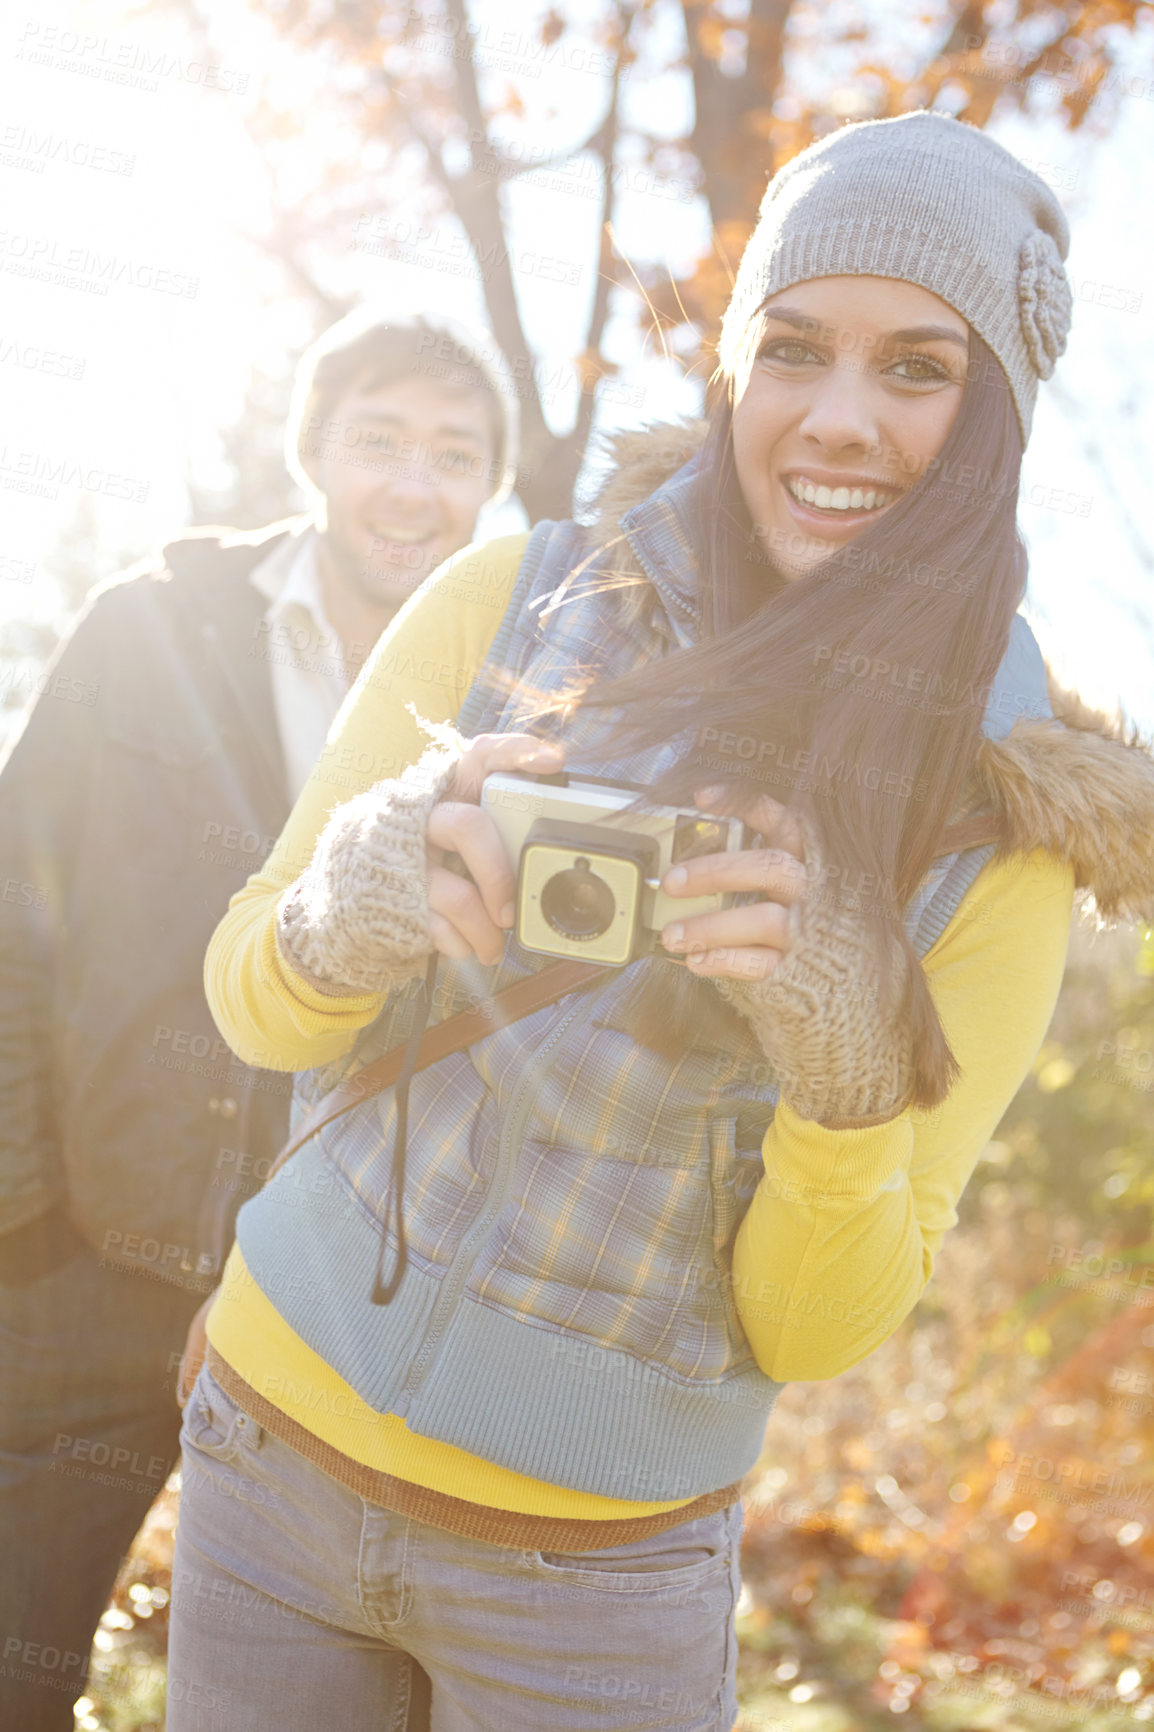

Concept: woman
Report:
left=171, top=113, right=1154, bottom=1730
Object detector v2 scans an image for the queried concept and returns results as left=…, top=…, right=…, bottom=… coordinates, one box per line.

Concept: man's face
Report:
left=306, top=374, right=499, bottom=609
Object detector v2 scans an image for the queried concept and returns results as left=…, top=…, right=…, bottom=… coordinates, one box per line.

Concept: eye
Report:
left=758, top=338, right=825, bottom=367
left=885, top=352, right=953, bottom=383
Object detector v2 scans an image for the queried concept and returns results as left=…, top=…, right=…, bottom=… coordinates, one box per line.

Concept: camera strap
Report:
left=175, top=955, right=611, bottom=1403
left=254, top=955, right=613, bottom=1304
left=370, top=955, right=439, bottom=1305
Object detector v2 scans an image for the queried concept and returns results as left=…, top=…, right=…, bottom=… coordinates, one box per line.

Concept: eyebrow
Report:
left=346, top=411, right=487, bottom=443
left=760, top=305, right=968, bottom=349
left=887, top=323, right=969, bottom=349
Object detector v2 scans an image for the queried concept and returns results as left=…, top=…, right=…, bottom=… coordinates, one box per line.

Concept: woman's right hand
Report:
left=426, top=733, right=564, bottom=965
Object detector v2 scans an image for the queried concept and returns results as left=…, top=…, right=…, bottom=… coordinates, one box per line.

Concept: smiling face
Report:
left=307, top=374, right=499, bottom=612
left=730, top=275, right=970, bottom=581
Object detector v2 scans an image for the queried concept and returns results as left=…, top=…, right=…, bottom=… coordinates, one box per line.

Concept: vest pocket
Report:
left=707, top=1119, right=741, bottom=1279
left=706, top=1118, right=764, bottom=1360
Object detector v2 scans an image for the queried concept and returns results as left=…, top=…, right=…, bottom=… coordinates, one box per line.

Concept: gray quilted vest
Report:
left=235, top=456, right=1053, bottom=1501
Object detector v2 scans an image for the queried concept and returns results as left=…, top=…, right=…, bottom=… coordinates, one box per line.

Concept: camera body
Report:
left=481, top=771, right=748, bottom=967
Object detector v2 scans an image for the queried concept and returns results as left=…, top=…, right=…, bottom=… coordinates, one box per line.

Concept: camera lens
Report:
left=540, top=856, right=617, bottom=941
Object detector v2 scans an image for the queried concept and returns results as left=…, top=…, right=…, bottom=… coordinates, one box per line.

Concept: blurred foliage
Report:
left=175, top=0, right=1154, bottom=525
left=186, top=362, right=306, bottom=534
left=79, top=1486, right=174, bottom=1732
left=992, top=916, right=1154, bottom=1229
left=7, top=0, right=1153, bottom=652
left=0, top=495, right=150, bottom=717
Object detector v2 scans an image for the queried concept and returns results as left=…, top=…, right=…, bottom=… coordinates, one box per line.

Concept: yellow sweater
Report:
left=204, top=532, right=1075, bottom=1521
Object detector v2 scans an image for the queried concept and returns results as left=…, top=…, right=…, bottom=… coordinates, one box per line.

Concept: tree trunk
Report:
left=685, top=0, right=792, bottom=227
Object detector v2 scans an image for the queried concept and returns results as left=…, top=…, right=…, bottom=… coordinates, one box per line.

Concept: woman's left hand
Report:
left=659, top=789, right=809, bottom=981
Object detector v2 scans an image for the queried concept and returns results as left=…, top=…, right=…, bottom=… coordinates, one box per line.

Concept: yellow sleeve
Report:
left=731, top=847, right=1075, bottom=1382
left=204, top=532, right=530, bottom=1071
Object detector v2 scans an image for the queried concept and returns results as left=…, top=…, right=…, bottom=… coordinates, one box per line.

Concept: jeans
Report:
left=0, top=1230, right=204, bottom=1731
left=169, top=1361, right=744, bottom=1731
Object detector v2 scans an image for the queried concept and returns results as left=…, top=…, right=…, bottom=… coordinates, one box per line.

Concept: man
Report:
left=0, top=309, right=516, bottom=1729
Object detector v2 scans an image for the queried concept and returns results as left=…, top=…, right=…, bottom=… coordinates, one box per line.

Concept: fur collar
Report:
left=584, top=419, right=1154, bottom=924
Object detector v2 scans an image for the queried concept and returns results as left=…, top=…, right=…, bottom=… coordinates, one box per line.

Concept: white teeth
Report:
left=372, top=526, right=430, bottom=543
left=787, top=478, right=892, bottom=512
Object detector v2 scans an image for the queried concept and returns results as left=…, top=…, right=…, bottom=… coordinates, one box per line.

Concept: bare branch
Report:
left=432, top=0, right=554, bottom=469
left=251, top=152, right=348, bottom=321
left=497, top=116, right=615, bottom=183
left=566, top=26, right=627, bottom=471
left=936, top=0, right=985, bottom=61
left=441, top=0, right=490, bottom=144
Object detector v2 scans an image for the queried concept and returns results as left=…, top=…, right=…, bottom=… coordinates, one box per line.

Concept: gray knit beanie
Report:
left=718, top=111, right=1073, bottom=443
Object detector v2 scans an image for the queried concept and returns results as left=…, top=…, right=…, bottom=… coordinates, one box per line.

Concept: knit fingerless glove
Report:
left=275, top=740, right=464, bottom=997
left=716, top=818, right=915, bottom=1129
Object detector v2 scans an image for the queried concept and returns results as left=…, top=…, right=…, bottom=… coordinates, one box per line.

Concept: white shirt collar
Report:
left=246, top=524, right=352, bottom=804
left=249, top=524, right=342, bottom=648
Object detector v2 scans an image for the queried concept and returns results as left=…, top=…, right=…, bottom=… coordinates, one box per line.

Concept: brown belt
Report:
left=207, top=1344, right=744, bottom=1554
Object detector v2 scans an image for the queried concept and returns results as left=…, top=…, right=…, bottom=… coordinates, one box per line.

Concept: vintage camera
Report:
left=481, top=771, right=749, bottom=967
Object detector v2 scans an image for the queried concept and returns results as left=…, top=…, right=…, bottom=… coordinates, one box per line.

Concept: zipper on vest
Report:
left=389, top=1003, right=584, bottom=1419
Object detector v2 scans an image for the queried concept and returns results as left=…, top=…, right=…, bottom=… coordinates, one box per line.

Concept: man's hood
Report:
left=584, top=418, right=1154, bottom=925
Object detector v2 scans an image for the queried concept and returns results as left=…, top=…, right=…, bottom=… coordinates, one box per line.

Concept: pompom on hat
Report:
left=718, top=111, right=1074, bottom=444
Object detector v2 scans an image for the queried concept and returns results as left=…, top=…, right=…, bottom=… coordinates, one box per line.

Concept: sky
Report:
left=1, top=0, right=1152, bottom=732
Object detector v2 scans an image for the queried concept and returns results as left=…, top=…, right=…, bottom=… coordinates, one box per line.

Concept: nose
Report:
left=374, top=454, right=441, bottom=517
left=797, top=360, right=880, bottom=457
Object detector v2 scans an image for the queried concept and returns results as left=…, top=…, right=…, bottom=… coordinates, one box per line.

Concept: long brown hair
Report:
left=576, top=330, right=1025, bottom=1109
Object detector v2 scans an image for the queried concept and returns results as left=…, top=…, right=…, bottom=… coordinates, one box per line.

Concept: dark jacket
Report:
left=0, top=520, right=303, bottom=1290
